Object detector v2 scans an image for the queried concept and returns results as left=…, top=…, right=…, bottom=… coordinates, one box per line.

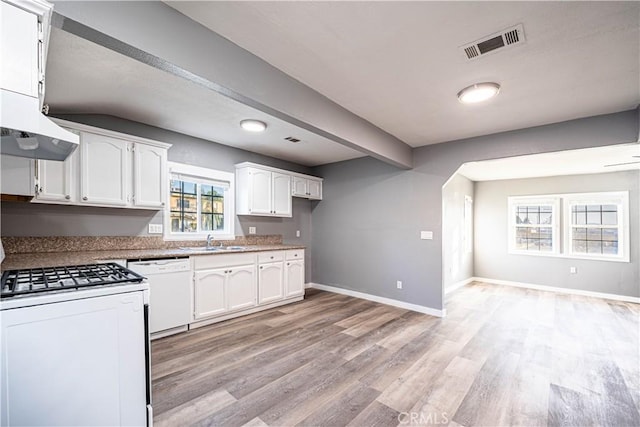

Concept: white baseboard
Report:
left=473, top=277, right=640, bottom=304
left=308, top=283, right=446, bottom=317
left=445, top=277, right=475, bottom=295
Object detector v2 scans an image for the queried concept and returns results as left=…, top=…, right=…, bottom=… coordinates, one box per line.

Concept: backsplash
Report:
left=1, top=235, right=283, bottom=254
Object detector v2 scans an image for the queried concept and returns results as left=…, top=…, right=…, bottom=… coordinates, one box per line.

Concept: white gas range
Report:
left=0, top=262, right=152, bottom=426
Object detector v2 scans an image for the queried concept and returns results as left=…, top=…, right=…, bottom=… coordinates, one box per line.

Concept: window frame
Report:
left=164, top=162, right=235, bottom=241
left=508, top=196, right=561, bottom=256
left=563, top=191, right=629, bottom=262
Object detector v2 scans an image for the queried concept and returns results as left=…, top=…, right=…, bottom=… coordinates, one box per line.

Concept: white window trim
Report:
left=563, top=191, right=629, bottom=263
left=164, top=162, right=235, bottom=241
left=508, top=196, right=561, bottom=256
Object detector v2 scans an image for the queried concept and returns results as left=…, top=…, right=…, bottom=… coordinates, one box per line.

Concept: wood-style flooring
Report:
left=151, top=282, right=640, bottom=426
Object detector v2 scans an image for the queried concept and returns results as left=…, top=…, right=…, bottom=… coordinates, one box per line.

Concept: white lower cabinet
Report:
left=227, top=266, right=257, bottom=311
left=285, top=259, right=305, bottom=298
left=192, top=249, right=304, bottom=324
left=193, top=268, right=227, bottom=320
left=258, top=262, right=284, bottom=304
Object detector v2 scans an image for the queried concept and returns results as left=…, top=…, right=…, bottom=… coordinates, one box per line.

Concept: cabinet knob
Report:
left=161, top=202, right=165, bottom=206
left=260, top=266, right=263, bottom=270
left=65, top=195, right=70, bottom=200
left=82, top=196, right=88, bottom=201
left=287, top=262, right=290, bottom=266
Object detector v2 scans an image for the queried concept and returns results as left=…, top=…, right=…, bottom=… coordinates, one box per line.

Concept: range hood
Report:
left=1, top=89, right=79, bottom=161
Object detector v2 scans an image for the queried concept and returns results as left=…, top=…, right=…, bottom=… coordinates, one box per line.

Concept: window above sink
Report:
left=165, top=162, right=235, bottom=241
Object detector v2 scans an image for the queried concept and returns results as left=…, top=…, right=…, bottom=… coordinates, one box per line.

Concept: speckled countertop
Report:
left=0, top=235, right=305, bottom=271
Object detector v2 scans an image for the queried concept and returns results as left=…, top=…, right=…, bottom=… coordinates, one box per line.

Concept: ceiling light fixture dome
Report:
left=457, top=82, right=500, bottom=104
left=240, top=119, right=267, bottom=132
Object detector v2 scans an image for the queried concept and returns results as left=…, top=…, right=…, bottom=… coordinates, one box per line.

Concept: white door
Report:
left=308, top=179, right=322, bottom=200
left=272, top=172, right=292, bottom=216
left=285, top=260, right=305, bottom=298
left=34, top=149, right=77, bottom=203
left=80, top=133, right=129, bottom=206
left=194, top=269, right=227, bottom=319
left=248, top=168, right=272, bottom=214
left=0, top=292, right=147, bottom=427
left=0, top=2, right=38, bottom=97
left=292, top=177, right=307, bottom=197
left=133, top=143, right=166, bottom=209
left=227, top=265, right=256, bottom=312
left=258, top=262, right=284, bottom=305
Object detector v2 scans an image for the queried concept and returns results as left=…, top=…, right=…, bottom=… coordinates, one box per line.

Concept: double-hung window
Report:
left=508, top=197, right=560, bottom=255
left=508, top=191, right=629, bottom=262
left=564, top=192, right=629, bottom=261
left=165, top=162, right=235, bottom=240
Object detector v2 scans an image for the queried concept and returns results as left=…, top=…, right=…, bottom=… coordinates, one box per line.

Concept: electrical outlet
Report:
left=396, top=280, right=403, bottom=289
left=570, top=267, right=577, bottom=274
left=296, top=230, right=301, bottom=238
left=148, top=224, right=163, bottom=234
left=420, top=231, right=433, bottom=240
left=249, top=227, right=256, bottom=235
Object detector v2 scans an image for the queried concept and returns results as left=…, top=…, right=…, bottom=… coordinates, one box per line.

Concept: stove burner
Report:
left=1, top=263, right=145, bottom=298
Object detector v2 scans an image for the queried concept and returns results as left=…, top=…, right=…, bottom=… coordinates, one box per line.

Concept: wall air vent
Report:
left=284, top=136, right=301, bottom=143
left=461, top=24, right=525, bottom=61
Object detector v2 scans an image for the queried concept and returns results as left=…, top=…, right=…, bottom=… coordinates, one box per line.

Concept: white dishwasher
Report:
left=129, top=258, right=191, bottom=339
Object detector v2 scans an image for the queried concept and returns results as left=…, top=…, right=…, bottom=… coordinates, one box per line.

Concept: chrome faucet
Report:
left=206, top=234, right=213, bottom=249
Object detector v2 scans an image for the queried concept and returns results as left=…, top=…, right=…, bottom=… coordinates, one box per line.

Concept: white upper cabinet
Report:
left=236, top=162, right=321, bottom=217
left=292, top=176, right=322, bottom=200
left=34, top=148, right=77, bottom=203
left=80, top=133, right=130, bottom=206
left=1, top=1, right=40, bottom=97
left=247, top=168, right=272, bottom=215
left=236, top=165, right=291, bottom=217
left=272, top=172, right=292, bottom=215
left=32, top=120, right=171, bottom=209
left=133, top=143, right=167, bottom=209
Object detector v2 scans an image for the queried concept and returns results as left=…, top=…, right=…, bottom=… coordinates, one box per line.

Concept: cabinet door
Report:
left=0, top=2, right=38, bottom=97
left=272, top=173, right=292, bottom=216
left=307, top=179, right=322, bottom=200
left=0, top=155, right=34, bottom=196
left=285, top=260, right=305, bottom=298
left=34, top=150, right=77, bottom=203
left=133, top=143, right=166, bottom=209
left=227, top=265, right=256, bottom=312
left=80, top=133, right=129, bottom=206
left=248, top=169, right=272, bottom=214
left=292, top=177, right=307, bottom=197
left=194, top=269, right=227, bottom=320
left=258, top=262, right=284, bottom=305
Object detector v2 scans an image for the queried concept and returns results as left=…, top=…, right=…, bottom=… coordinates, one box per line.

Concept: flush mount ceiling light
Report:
left=240, top=119, right=267, bottom=132
left=457, top=82, right=501, bottom=104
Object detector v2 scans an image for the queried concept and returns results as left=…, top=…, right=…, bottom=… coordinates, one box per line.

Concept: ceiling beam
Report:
left=50, top=1, right=413, bottom=169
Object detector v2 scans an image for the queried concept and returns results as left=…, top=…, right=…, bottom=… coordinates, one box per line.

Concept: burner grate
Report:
left=1, top=263, right=145, bottom=298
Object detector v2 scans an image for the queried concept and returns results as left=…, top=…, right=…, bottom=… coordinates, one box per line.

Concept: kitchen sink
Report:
left=178, top=246, right=247, bottom=252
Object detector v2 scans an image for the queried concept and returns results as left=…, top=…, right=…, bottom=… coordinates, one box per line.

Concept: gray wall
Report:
left=311, top=109, right=639, bottom=311
left=474, top=170, right=639, bottom=298
left=0, top=114, right=316, bottom=279
left=442, top=174, right=474, bottom=290
left=51, top=1, right=412, bottom=168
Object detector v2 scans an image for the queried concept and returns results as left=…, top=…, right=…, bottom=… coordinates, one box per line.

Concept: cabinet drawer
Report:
left=193, top=253, right=256, bottom=270
left=258, top=251, right=284, bottom=263
left=286, top=249, right=304, bottom=261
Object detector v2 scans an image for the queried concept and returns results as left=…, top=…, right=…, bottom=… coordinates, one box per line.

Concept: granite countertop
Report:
left=1, top=244, right=306, bottom=271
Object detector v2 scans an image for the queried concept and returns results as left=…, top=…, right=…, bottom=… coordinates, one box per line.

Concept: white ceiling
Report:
left=457, top=143, right=640, bottom=182
left=167, top=1, right=640, bottom=147
left=44, top=28, right=365, bottom=167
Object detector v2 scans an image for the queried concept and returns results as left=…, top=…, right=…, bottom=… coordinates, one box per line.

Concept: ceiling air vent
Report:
left=284, top=136, right=301, bottom=143
left=461, top=24, right=525, bottom=61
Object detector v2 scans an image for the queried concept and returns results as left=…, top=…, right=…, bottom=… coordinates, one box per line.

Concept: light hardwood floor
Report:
left=151, top=282, right=640, bottom=426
